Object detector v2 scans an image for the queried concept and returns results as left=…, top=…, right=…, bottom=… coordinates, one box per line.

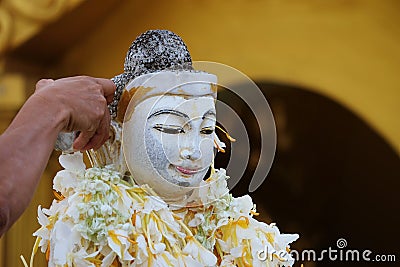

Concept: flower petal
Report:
left=59, top=152, right=86, bottom=172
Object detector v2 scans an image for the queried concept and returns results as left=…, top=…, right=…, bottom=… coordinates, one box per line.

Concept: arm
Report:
left=0, top=76, right=115, bottom=236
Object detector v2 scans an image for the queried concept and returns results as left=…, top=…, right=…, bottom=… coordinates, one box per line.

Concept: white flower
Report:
left=216, top=238, right=231, bottom=254
left=177, top=255, right=204, bottom=267
left=107, top=229, right=134, bottom=261
left=259, top=222, right=299, bottom=251
left=276, top=232, right=299, bottom=251
left=230, top=245, right=244, bottom=257
left=33, top=206, right=50, bottom=253
left=67, top=249, right=98, bottom=267
left=85, top=167, right=102, bottom=179
left=114, top=191, right=133, bottom=219
left=50, top=221, right=81, bottom=265
left=53, top=170, right=78, bottom=196
left=65, top=196, right=83, bottom=223
left=231, top=195, right=253, bottom=216
left=101, top=172, right=111, bottom=181
left=43, top=198, right=67, bottom=217
left=235, top=218, right=257, bottom=241
left=151, top=251, right=177, bottom=266
left=156, top=209, right=184, bottom=245
left=101, top=251, right=116, bottom=267
left=53, top=152, right=85, bottom=196
left=220, top=255, right=237, bottom=267
left=93, top=179, right=110, bottom=193
left=183, top=236, right=217, bottom=266
left=250, top=220, right=299, bottom=266
left=158, top=209, right=182, bottom=233
left=188, top=213, right=205, bottom=227
left=198, top=169, right=230, bottom=205
left=135, top=234, right=149, bottom=265
left=101, top=204, right=113, bottom=215
left=59, top=152, right=86, bottom=172
left=143, top=196, right=168, bottom=214
left=110, top=174, right=120, bottom=184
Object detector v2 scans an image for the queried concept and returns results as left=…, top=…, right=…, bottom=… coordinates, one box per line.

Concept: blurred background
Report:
left=0, top=0, right=399, bottom=266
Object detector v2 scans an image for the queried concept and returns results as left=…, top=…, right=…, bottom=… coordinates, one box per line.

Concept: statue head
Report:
left=112, top=30, right=218, bottom=203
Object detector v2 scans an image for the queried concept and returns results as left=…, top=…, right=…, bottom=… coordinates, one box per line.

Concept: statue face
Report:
left=123, top=94, right=216, bottom=201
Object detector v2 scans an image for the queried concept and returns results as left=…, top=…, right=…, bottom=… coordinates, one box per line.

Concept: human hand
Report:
left=34, top=76, right=116, bottom=151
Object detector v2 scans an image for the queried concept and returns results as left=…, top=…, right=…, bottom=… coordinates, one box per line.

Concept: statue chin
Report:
left=128, top=167, right=201, bottom=204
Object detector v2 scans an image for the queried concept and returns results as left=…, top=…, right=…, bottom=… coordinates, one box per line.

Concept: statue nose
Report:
left=180, top=148, right=201, bottom=160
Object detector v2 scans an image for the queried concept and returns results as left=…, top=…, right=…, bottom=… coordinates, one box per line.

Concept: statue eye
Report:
left=200, top=127, right=214, bottom=135
left=153, top=124, right=185, bottom=134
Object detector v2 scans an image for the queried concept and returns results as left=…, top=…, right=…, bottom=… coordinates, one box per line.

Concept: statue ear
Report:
left=115, top=88, right=138, bottom=124
left=109, top=73, right=132, bottom=119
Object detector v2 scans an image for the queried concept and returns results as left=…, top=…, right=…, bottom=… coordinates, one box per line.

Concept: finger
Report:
left=83, top=111, right=110, bottom=151
left=94, top=101, right=111, bottom=149
left=80, top=133, right=102, bottom=151
left=94, top=78, right=116, bottom=104
left=73, top=129, right=97, bottom=151
left=100, top=108, right=112, bottom=145
left=35, top=79, right=54, bottom=91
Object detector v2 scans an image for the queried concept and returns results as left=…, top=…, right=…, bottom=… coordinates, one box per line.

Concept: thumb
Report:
left=73, top=130, right=96, bottom=151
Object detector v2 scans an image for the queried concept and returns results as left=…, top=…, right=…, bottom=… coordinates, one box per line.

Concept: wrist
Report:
left=28, top=92, right=70, bottom=133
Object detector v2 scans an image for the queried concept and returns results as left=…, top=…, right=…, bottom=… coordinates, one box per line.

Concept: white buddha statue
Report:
left=27, top=30, right=298, bottom=267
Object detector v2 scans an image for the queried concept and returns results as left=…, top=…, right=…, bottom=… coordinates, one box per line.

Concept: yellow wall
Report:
left=58, top=0, right=400, bottom=154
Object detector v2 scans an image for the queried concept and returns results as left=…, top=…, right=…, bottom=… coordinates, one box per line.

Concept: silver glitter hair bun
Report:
left=109, top=30, right=193, bottom=118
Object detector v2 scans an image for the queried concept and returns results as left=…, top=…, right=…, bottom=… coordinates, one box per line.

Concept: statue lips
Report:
left=175, top=165, right=201, bottom=176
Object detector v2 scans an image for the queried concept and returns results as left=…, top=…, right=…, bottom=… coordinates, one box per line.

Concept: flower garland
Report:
left=22, top=152, right=298, bottom=267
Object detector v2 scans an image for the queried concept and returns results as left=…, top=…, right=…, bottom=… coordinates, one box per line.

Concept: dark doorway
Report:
left=215, top=82, right=399, bottom=267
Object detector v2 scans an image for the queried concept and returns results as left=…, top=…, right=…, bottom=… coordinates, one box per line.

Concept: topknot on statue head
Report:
left=110, top=30, right=194, bottom=119
left=124, top=29, right=193, bottom=77
left=111, top=30, right=217, bottom=124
